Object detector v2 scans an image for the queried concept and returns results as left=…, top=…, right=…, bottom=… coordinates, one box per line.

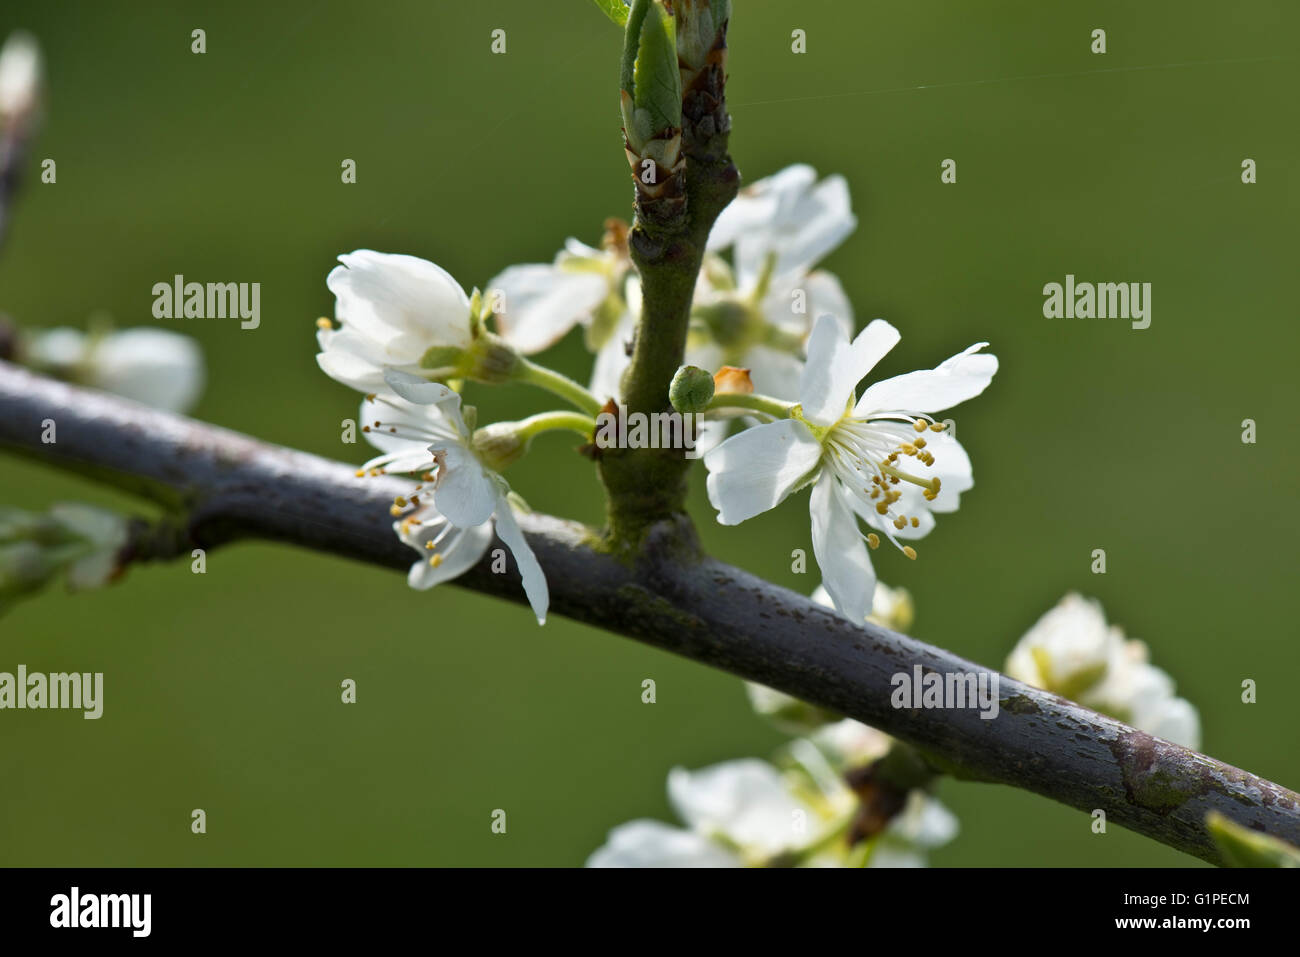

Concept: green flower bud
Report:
left=675, top=0, right=729, bottom=73
left=467, top=332, right=521, bottom=384
left=471, top=422, right=529, bottom=472
left=669, top=364, right=715, bottom=413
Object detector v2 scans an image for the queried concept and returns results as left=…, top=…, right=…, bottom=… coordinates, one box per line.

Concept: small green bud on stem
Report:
left=669, top=364, right=714, bottom=413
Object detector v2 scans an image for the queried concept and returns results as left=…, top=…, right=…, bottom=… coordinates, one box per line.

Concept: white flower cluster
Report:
left=1005, top=593, right=1201, bottom=749
left=587, top=717, right=957, bottom=868
left=314, top=165, right=999, bottom=627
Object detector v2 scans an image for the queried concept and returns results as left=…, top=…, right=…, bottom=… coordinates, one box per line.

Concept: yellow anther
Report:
left=424, top=540, right=435, bottom=550
left=316, top=317, right=334, bottom=330
left=365, top=393, right=377, bottom=401
left=930, top=422, right=946, bottom=432
left=394, top=496, right=408, bottom=507
left=354, top=469, right=365, bottom=478
left=910, top=517, right=919, bottom=528
left=876, top=502, right=889, bottom=515
left=389, top=505, right=404, bottom=517
left=429, top=554, right=443, bottom=567
left=866, top=533, right=880, bottom=549
left=914, top=437, right=927, bottom=449
left=903, top=546, right=918, bottom=560
left=931, top=477, right=942, bottom=492
left=913, top=420, right=927, bottom=432
left=894, top=516, right=906, bottom=530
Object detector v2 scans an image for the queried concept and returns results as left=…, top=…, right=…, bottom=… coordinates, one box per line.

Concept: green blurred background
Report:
left=1, top=0, right=1295, bottom=866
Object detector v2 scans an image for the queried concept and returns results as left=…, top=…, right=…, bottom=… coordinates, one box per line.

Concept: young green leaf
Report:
left=1207, top=811, right=1300, bottom=867
left=619, top=0, right=681, bottom=153
left=592, top=0, right=631, bottom=26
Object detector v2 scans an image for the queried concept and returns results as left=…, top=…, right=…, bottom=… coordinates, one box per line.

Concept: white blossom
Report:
left=1004, top=594, right=1201, bottom=749
left=358, top=375, right=549, bottom=623
left=25, top=326, right=205, bottom=413
left=704, top=314, right=996, bottom=621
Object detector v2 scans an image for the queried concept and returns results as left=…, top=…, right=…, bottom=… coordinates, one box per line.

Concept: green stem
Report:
left=705, top=391, right=793, bottom=418
left=514, top=410, right=597, bottom=441
left=515, top=358, right=604, bottom=417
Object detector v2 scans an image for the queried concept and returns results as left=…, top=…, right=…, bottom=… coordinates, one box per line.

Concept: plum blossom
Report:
left=1005, top=593, right=1201, bottom=749
left=25, top=325, right=205, bottom=413
left=357, top=372, right=549, bottom=623
left=486, top=222, right=633, bottom=355
left=316, top=250, right=478, bottom=395
left=587, top=733, right=958, bottom=868
left=704, top=313, right=997, bottom=621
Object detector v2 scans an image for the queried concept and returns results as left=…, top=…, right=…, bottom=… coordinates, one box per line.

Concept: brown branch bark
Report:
left=1, top=359, right=1297, bottom=865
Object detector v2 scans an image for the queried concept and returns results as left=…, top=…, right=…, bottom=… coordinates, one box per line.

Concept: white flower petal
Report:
left=328, top=250, right=472, bottom=360
left=890, top=793, right=960, bottom=849
left=708, top=164, right=817, bottom=253
left=736, top=173, right=856, bottom=282
left=704, top=419, right=823, bottom=525
left=358, top=393, right=459, bottom=459
left=857, top=342, right=998, bottom=415
left=589, top=310, right=636, bottom=403
left=89, top=328, right=205, bottom=413
left=810, top=474, right=875, bottom=622
left=587, top=820, right=741, bottom=868
left=800, top=316, right=899, bottom=426
left=399, top=511, right=494, bottom=590
left=739, top=344, right=804, bottom=401
left=487, top=264, right=608, bottom=354
left=1005, top=594, right=1113, bottom=696
left=431, top=444, right=497, bottom=529
left=668, top=759, right=812, bottom=856
left=491, top=493, right=549, bottom=624
left=381, top=369, right=470, bottom=434
left=1138, top=696, right=1201, bottom=751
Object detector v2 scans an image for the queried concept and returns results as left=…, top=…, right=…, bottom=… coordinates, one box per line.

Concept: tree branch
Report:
left=598, top=6, right=738, bottom=547
left=2, top=360, right=1297, bottom=864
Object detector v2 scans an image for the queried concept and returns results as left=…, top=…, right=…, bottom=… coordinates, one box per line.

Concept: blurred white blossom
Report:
left=25, top=325, right=205, bottom=413
left=487, top=223, right=632, bottom=355
left=0, top=30, right=41, bottom=126
left=587, top=724, right=958, bottom=868
left=1005, top=593, right=1201, bottom=749
left=0, top=504, right=129, bottom=607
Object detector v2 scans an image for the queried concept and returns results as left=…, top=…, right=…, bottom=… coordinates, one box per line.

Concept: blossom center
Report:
left=820, top=414, right=949, bottom=554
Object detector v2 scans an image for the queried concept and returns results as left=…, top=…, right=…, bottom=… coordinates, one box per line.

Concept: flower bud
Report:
left=471, top=422, right=529, bottom=471
left=674, top=0, right=729, bottom=75
left=0, top=504, right=129, bottom=606
left=0, top=31, right=42, bottom=127
left=669, top=364, right=714, bottom=413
